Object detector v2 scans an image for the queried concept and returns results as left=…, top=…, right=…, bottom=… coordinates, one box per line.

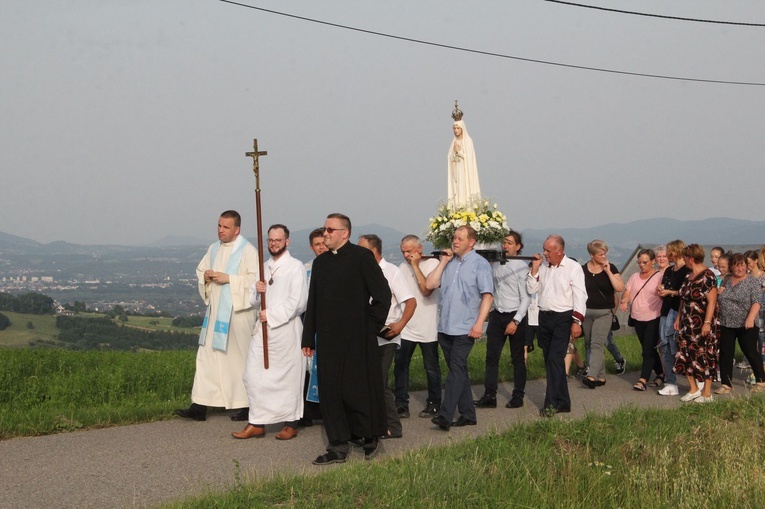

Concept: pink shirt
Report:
left=626, top=271, right=663, bottom=321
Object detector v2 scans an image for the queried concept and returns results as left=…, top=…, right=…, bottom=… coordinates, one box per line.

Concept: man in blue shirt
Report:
left=425, top=226, right=493, bottom=430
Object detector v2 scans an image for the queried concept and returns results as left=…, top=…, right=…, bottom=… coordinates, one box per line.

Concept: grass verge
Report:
left=164, top=396, right=765, bottom=508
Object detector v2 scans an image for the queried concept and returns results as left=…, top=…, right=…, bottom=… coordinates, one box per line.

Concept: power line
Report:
left=219, top=0, right=765, bottom=87
left=545, top=0, right=765, bottom=27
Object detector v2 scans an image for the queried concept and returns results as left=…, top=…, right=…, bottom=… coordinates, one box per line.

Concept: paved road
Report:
left=0, top=373, right=736, bottom=509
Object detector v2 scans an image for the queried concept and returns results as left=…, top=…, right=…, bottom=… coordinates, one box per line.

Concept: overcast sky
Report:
left=3, top=1, right=764, bottom=245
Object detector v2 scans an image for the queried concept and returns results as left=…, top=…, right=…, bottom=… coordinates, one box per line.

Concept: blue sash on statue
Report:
left=199, top=236, right=248, bottom=352
left=306, top=334, right=320, bottom=403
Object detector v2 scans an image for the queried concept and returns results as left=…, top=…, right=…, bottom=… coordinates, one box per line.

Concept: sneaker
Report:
left=363, top=438, right=380, bottom=460
left=418, top=402, right=440, bottom=418
left=574, top=366, right=588, bottom=379
left=396, top=405, right=410, bottom=418
left=614, top=359, right=626, bottom=375
left=312, top=450, right=346, bottom=465
left=658, top=383, right=679, bottom=396
left=737, top=359, right=751, bottom=370
left=680, top=389, right=702, bottom=402
left=693, top=395, right=714, bottom=404
left=473, top=393, right=497, bottom=408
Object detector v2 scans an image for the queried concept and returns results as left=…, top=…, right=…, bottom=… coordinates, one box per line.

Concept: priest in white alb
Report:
left=175, top=210, right=259, bottom=422
left=233, top=224, right=308, bottom=440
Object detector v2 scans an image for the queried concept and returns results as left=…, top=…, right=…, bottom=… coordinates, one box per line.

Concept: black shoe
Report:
left=230, top=408, right=249, bottom=421
left=574, top=366, right=587, bottom=379
left=418, top=402, right=440, bottom=418
left=380, top=430, right=403, bottom=439
left=174, top=405, right=206, bottom=421
left=473, top=393, right=497, bottom=408
left=431, top=415, right=451, bottom=431
left=396, top=405, right=410, bottom=418
left=451, top=416, right=477, bottom=427
left=312, top=450, right=347, bottom=465
left=614, top=359, right=626, bottom=375
left=363, top=438, right=379, bottom=460
left=582, top=377, right=598, bottom=389
left=349, top=437, right=365, bottom=447
left=299, top=417, right=314, bottom=427
left=506, top=396, right=524, bottom=408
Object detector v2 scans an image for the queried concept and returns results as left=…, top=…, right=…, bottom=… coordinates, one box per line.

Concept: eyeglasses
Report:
left=322, top=227, right=347, bottom=234
left=267, top=239, right=285, bottom=244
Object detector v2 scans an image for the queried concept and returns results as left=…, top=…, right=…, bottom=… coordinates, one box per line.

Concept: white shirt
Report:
left=377, top=258, right=415, bottom=346
left=526, top=254, right=587, bottom=323
left=491, top=259, right=530, bottom=320
left=399, top=257, right=440, bottom=343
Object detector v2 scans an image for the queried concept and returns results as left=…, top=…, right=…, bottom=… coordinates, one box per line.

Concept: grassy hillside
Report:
left=0, top=312, right=59, bottom=346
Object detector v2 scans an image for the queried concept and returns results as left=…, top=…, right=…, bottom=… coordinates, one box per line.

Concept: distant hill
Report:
left=149, top=236, right=208, bottom=247
left=1, top=217, right=762, bottom=267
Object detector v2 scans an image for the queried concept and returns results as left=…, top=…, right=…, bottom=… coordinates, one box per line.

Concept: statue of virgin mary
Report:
left=447, top=101, right=481, bottom=209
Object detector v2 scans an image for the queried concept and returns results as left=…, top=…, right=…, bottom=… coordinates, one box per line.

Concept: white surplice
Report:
left=245, top=250, right=308, bottom=424
left=192, top=237, right=259, bottom=409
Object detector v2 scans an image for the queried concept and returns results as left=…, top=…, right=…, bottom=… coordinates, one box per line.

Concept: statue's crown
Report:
left=451, top=100, right=463, bottom=122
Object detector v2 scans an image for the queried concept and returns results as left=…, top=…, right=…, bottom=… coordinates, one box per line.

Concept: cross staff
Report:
left=246, top=139, right=270, bottom=369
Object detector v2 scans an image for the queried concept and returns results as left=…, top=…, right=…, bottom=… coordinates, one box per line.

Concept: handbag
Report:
left=611, top=312, right=621, bottom=331
left=627, top=271, right=659, bottom=327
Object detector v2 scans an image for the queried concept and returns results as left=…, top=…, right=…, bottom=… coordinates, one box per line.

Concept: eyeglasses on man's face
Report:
left=322, top=227, right=347, bottom=234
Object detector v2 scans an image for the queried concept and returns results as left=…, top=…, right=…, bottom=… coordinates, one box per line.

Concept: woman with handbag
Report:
left=581, top=240, right=625, bottom=389
left=620, top=249, right=664, bottom=391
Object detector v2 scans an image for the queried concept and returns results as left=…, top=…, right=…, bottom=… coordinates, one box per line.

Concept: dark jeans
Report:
left=437, top=333, right=476, bottom=422
left=538, top=310, right=572, bottom=411
left=633, top=317, right=663, bottom=381
left=380, top=343, right=402, bottom=435
left=484, top=310, right=527, bottom=398
left=393, top=338, right=442, bottom=407
left=719, top=326, right=765, bottom=386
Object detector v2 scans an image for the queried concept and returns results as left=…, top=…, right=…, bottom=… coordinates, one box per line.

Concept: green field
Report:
left=0, top=311, right=60, bottom=346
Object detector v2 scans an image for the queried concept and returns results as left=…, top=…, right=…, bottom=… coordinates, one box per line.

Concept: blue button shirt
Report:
left=438, top=250, right=494, bottom=335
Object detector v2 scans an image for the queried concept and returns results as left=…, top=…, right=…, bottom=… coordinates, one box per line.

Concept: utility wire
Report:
left=219, top=0, right=765, bottom=86
left=545, top=0, right=765, bottom=27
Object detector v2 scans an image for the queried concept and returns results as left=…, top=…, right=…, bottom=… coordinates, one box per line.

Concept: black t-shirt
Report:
left=583, top=262, right=620, bottom=309
left=660, top=264, right=691, bottom=316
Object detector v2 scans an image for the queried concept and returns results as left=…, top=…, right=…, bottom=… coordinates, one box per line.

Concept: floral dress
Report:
left=674, top=269, right=719, bottom=381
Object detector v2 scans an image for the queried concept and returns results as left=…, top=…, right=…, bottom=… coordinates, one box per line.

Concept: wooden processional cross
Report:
left=246, top=139, right=270, bottom=369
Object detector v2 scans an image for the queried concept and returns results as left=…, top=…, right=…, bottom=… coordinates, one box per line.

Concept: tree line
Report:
left=56, top=316, right=199, bottom=351
left=0, top=292, right=54, bottom=315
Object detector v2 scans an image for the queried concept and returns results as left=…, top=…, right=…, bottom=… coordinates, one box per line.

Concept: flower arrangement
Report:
left=426, top=199, right=510, bottom=250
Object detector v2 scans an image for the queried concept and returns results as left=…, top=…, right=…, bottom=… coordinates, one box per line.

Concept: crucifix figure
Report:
left=246, top=139, right=270, bottom=369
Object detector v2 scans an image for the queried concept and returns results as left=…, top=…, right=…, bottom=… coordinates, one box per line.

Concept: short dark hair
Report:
left=309, top=228, right=324, bottom=243
left=682, top=244, right=705, bottom=264
left=638, top=248, right=656, bottom=261
left=220, top=210, right=241, bottom=227
left=505, top=230, right=524, bottom=255
left=327, top=213, right=351, bottom=235
left=358, top=234, right=382, bottom=254
left=729, top=252, right=746, bottom=267
left=268, top=224, right=289, bottom=238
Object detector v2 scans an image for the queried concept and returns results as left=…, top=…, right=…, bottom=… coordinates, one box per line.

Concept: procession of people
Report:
left=173, top=104, right=765, bottom=465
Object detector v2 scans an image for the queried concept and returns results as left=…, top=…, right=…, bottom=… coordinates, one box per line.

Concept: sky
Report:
left=2, top=1, right=764, bottom=246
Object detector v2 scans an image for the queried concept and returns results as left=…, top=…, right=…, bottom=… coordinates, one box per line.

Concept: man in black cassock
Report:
left=301, top=213, right=392, bottom=465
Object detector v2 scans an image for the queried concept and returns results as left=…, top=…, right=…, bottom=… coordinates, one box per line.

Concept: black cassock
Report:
left=302, top=241, right=392, bottom=443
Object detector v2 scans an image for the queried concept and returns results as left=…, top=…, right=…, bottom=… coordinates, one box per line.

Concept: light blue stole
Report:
left=199, top=236, right=248, bottom=352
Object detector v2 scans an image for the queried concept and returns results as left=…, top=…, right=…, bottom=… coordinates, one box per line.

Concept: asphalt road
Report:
left=0, top=372, right=740, bottom=509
